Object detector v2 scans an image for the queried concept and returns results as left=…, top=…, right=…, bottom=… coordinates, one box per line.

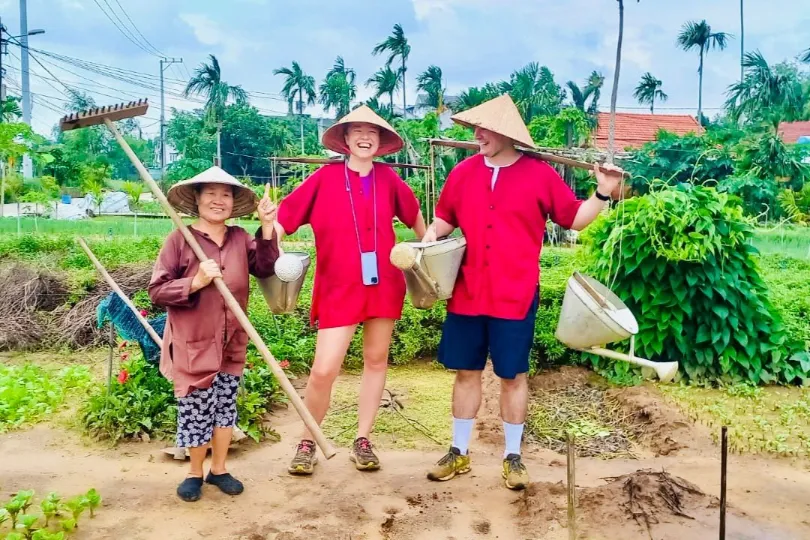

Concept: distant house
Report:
left=778, top=121, right=810, bottom=145
left=592, top=112, right=704, bottom=151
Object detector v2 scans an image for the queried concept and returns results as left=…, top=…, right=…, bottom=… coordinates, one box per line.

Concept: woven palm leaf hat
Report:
left=450, top=94, right=536, bottom=149
left=166, top=166, right=259, bottom=218
left=321, top=105, right=404, bottom=156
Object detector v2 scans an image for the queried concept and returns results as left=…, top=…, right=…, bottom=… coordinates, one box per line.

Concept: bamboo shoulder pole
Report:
left=103, top=118, right=336, bottom=459
left=78, top=237, right=163, bottom=347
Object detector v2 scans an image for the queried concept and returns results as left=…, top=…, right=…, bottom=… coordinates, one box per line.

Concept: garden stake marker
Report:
left=60, top=100, right=337, bottom=460
left=720, top=426, right=728, bottom=540
left=78, top=237, right=163, bottom=347
left=567, top=432, right=577, bottom=540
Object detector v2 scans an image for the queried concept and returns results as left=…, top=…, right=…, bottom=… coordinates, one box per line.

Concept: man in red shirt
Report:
left=422, top=94, right=624, bottom=490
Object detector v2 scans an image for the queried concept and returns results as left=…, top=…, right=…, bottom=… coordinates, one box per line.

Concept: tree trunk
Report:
left=607, top=0, right=624, bottom=164
left=17, top=201, right=21, bottom=236
left=216, top=123, right=222, bottom=167
left=698, top=47, right=705, bottom=123
left=401, top=58, right=407, bottom=119
left=651, top=97, right=654, bottom=114
left=740, top=0, right=745, bottom=82
left=390, top=93, right=394, bottom=114
left=134, top=211, right=138, bottom=238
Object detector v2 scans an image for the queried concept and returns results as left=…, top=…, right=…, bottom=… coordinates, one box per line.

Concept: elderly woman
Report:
left=149, top=166, right=280, bottom=502
left=277, top=106, right=426, bottom=475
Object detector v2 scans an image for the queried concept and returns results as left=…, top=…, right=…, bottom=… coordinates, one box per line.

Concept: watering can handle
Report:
left=573, top=272, right=609, bottom=309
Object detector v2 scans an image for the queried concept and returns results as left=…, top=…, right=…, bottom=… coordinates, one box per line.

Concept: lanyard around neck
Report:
left=344, top=161, right=377, bottom=254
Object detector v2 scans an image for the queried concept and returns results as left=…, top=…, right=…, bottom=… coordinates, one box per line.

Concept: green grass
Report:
left=752, top=226, right=810, bottom=260
left=661, top=383, right=810, bottom=457
left=321, top=362, right=454, bottom=450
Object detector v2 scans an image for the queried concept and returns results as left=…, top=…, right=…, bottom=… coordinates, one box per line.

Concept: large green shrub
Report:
left=584, top=184, right=809, bottom=384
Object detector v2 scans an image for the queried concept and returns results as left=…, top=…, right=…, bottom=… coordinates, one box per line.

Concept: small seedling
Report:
left=5, top=499, right=24, bottom=529
left=16, top=491, right=35, bottom=513
left=84, top=489, right=101, bottom=518
left=6, top=532, right=25, bottom=540
left=62, top=497, right=87, bottom=523
left=20, top=513, right=41, bottom=538
left=40, top=500, right=58, bottom=527
left=0, top=509, right=10, bottom=527
left=33, top=531, right=65, bottom=540
left=59, top=518, right=77, bottom=535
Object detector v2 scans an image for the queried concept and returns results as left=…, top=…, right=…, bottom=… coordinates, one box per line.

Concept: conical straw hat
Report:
left=450, top=94, right=536, bottom=149
left=321, top=105, right=404, bottom=156
left=167, top=166, right=259, bottom=219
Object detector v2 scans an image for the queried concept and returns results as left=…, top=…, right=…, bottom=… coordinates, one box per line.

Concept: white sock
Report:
left=452, top=417, right=475, bottom=455
left=503, top=421, right=524, bottom=458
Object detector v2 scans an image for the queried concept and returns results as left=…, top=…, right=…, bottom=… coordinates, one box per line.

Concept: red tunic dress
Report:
left=435, top=154, right=583, bottom=320
left=278, top=162, right=420, bottom=329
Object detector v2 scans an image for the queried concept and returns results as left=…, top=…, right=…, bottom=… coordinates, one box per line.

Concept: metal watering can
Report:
left=390, top=237, right=467, bottom=309
left=555, top=272, right=679, bottom=382
left=256, top=252, right=311, bottom=314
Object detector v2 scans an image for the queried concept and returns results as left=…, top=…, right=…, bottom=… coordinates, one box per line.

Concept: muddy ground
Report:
left=2, top=367, right=810, bottom=540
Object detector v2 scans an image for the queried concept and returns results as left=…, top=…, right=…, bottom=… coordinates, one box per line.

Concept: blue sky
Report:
left=1, top=0, right=808, bottom=138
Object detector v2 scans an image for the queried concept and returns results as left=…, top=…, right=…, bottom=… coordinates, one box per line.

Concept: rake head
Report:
left=59, top=99, right=149, bottom=132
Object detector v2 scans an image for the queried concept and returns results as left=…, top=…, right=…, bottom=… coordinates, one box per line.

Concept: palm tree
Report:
left=372, top=24, right=410, bottom=118
left=184, top=54, right=248, bottom=166
left=633, top=73, right=668, bottom=113
left=802, top=48, right=810, bottom=63
left=502, top=62, right=564, bottom=122
left=122, top=181, right=144, bottom=237
left=319, top=56, right=357, bottom=119
left=417, top=65, right=445, bottom=111
left=366, top=67, right=401, bottom=112
left=677, top=20, right=732, bottom=122
left=454, top=84, right=502, bottom=113
left=725, top=51, right=805, bottom=129
left=567, top=71, right=605, bottom=117
left=607, top=1, right=642, bottom=162
left=274, top=61, right=317, bottom=154
left=1, top=97, right=22, bottom=122
left=364, top=97, right=395, bottom=122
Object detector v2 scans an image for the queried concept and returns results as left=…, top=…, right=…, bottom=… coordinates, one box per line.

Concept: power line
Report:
left=91, top=0, right=158, bottom=57
left=108, top=0, right=166, bottom=57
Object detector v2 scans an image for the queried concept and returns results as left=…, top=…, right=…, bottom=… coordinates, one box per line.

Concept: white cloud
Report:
left=179, top=13, right=264, bottom=62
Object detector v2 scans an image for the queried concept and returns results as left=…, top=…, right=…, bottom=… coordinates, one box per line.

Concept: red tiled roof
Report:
left=593, top=112, right=704, bottom=150
left=778, top=121, right=810, bottom=144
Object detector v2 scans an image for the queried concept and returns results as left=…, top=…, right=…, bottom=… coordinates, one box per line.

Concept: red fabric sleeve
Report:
left=434, top=166, right=459, bottom=227
left=277, top=168, right=322, bottom=235
left=543, top=164, right=583, bottom=230
left=392, top=173, right=420, bottom=228
left=246, top=226, right=280, bottom=279
left=148, top=233, right=197, bottom=308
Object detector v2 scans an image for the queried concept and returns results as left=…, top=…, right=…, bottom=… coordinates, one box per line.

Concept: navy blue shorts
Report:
left=438, top=289, right=539, bottom=380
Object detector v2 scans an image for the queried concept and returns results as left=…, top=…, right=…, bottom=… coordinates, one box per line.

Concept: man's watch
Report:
left=595, top=190, right=611, bottom=201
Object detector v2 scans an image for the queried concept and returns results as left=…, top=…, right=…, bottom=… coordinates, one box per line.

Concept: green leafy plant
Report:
left=81, top=356, right=177, bottom=444
left=585, top=184, right=807, bottom=384
left=0, top=365, right=92, bottom=433
left=59, top=519, right=76, bottom=535
left=61, top=497, right=87, bottom=523
left=20, top=514, right=41, bottom=538
left=83, top=490, right=100, bottom=519
left=32, top=531, right=65, bottom=540
left=237, top=357, right=285, bottom=442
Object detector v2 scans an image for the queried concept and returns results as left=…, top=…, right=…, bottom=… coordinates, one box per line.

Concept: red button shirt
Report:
left=435, top=154, right=583, bottom=320
left=278, top=162, right=420, bottom=329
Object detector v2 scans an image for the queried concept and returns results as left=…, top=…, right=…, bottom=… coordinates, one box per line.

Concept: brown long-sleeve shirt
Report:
left=148, top=225, right=279, bottom=397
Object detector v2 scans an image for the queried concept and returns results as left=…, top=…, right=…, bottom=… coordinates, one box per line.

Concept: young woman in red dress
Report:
left=276, top=106, right=426, bottom=474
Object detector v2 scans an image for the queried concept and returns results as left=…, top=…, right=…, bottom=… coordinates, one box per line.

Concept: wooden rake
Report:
left=61, top=100, right=336, bottom=459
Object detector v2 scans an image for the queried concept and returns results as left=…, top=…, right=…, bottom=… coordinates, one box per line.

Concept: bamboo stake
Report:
left=567, top=432, right=577, bottom=540
left=102, top=117, right=336, bottom=459
left=720, top=426, right=728, bottom=540
left=78, top=237, right=163, bottom=347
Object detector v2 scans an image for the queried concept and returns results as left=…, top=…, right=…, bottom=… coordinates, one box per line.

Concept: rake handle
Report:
left=78, top=237, right=163, bottom=347
left=103, top=118, right=337, bottom=459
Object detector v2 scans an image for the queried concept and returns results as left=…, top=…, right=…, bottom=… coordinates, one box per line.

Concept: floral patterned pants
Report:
left=176, top=372, right=240, bottom=448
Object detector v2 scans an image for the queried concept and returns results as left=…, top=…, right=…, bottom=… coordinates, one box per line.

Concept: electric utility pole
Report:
left=160, top=57, right=182, bottom=181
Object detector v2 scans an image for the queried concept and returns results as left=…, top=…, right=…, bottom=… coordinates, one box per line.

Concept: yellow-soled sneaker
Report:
left=502, top=453, right=529, bottom=490
left=288, top=440, right=317, bottom=475
left=427, top=447, right=471, bottom=482
left=349, top=437, right=381, bottom=471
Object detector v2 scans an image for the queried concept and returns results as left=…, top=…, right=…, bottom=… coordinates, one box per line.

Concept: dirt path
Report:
left=3, top=371, right=810, bottom=539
